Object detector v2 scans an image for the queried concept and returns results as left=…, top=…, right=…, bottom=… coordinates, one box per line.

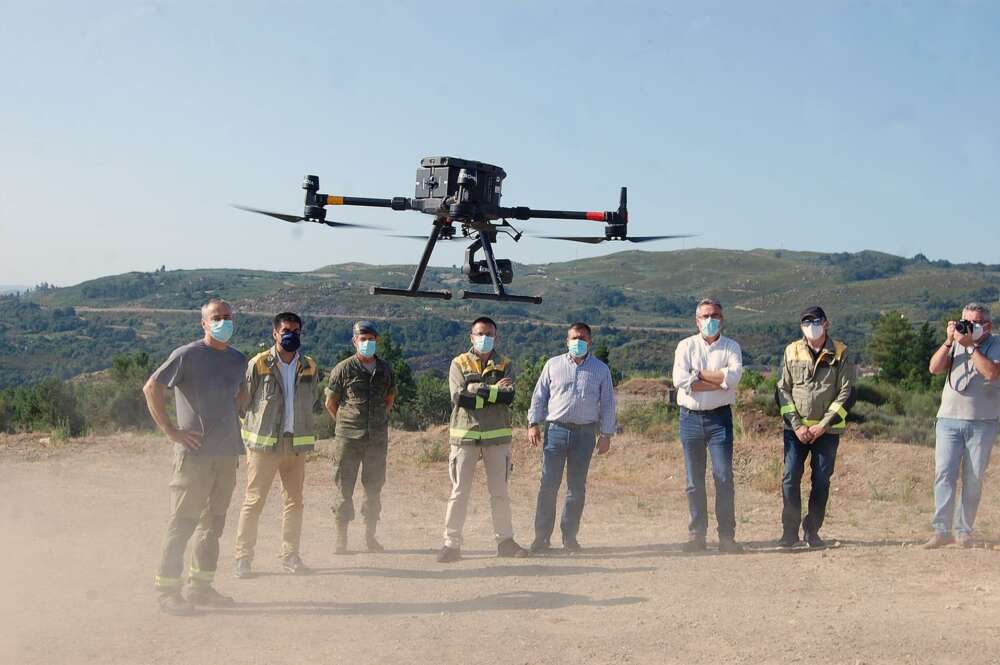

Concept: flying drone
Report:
left=235, top=156, right=689, bottom=304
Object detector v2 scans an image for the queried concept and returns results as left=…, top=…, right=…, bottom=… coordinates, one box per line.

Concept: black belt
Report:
left=549, top=421, right=598, bottom=430
left=680, top=405, right=732, bottom=416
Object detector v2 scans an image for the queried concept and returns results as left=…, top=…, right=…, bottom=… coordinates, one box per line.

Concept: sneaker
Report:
left=778, top=533, right=799, bottom=548
left=923, top=533, right=955, bottom=550
left=234, top=558, right=252, bottom=579
left=436, top=546, right=462, bottom=563
left=529, top=540, right=551, bottom=554
left=186, top=585, right=235, bottom=607
left=804, top=531, right=826, bottom=549
left=681, top=534, right=707, bottom=553
left=956, top=532, right=974, bottom=549
left=281, top=553, right=309, bottom=574
left=158, top=592, right=195, bottom=616
left=719, top=537, right=744, bottom=554
left=562, top=538, right=582, bottom=553
left=497, top=538, right=531, bottom=558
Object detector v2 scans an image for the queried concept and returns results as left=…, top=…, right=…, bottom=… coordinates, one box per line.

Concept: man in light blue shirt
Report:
left=527, top=322, right=617, bottom=553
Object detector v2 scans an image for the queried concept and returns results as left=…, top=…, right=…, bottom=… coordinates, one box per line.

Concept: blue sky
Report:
left=2, top=1, right=998, bottom=286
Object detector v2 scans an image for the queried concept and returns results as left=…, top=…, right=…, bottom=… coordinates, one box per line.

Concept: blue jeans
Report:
left=781, top=430, right=839, bottom=536
left=533, top=422, right=598, bottom=545
left=933, top=418, right=998, bottom=535
left=679, top=406, right=736, bottom=539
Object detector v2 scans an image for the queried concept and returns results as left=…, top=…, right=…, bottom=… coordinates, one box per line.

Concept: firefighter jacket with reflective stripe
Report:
left=241, top=348, right=321, bottom=452
left=449, top=348, right=515, bottom=446
left=775, top=337, right=855, bottom=432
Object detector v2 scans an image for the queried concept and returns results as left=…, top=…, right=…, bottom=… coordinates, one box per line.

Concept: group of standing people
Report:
left=142, top=297, right=999, bottom=616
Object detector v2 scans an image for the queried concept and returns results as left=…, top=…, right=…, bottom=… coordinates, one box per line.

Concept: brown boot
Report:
left=335, top=522, right=349, bottom=555
left=923, top=533, right=955, bottom=549
left=365, top=522, right=384, bottom=553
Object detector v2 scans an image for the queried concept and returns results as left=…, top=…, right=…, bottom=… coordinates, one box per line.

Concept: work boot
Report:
left=158, top=592, right=195, bottom=616
left=718, top=536, right=744, bottom=554
left=234, top=558, right=252, bottom=579
left=956, top=532, right=974, bottom=549
left=923, top=533, right=955, bottom=549
left=437, top=546, right=461, bottom=563
left=681, top=534, right=707, bottom=553
left=185, top=584, right=235, bottom=607
left=778, top=532, right=799, bottom=548
left=281, top=553, right=309, bottom=574
left=335, top=522, right=349, bottom=555
left=365, top=523, right=384, bottom=553
left=562, top=538, right=582, bottom=553
left=804, top=530, right=826, bottom=549
left=497, top=538, right=530, bottom=558
left=529, top=539, right=551, bottom=554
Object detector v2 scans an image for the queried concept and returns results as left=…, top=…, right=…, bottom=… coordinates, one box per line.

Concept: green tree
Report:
left=377, top=331, right=416, bottom=407
left=869, top=312, right=916, bottom=384
left=593, top=342, right=623, bottom=385
left=512, top=355, right=547, bottom=426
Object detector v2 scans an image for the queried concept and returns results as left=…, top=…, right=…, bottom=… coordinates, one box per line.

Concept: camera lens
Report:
left=955, top=320, right=970, bottom=334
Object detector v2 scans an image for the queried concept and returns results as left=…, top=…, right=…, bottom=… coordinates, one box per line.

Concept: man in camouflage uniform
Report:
left=775, top=305, right=855, bottom=548
left=437, top=316, right=530, bottom=563
left=325, top=320, right=396, bottom=553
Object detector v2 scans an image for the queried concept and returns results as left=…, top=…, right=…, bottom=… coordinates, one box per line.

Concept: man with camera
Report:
left=775, top=306, right=855, bottom=548
left=925, top=303, right=1000, bottom=549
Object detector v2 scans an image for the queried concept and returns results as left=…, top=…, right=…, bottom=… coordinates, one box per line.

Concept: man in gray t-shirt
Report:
left=142, top=298, right=248, bottom=614
left=925, top=302, right=1000, bottom=549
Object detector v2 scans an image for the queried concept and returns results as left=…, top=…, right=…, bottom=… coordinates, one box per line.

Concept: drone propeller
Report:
left=536, top=234, right=694, bottom=244
left=389, top=234, right=459, bottom=241
left=231, top=204, right=380, bottom=229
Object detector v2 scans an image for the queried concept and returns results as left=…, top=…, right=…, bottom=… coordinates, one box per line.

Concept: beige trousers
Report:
left=234, top=438, right=306, bottom=561
left=443, top=443, right=513, bottom=548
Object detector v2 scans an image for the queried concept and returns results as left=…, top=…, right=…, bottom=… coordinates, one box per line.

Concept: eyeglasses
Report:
left=802, top=318, right=825, bottom=324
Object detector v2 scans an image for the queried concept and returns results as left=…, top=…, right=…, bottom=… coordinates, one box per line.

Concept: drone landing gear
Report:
left=369, top=225, right=542, bottom=304
left=370, top=225, right=453, bottom=300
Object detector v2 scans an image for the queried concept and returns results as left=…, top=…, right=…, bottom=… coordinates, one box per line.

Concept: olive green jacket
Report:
left=449, top=348, right=515, bottom=446
left=324, top=355, right=396, bottom=441
left=775, top=337, right=855, bottom=432
left=241, top=348, right=321, bottom=452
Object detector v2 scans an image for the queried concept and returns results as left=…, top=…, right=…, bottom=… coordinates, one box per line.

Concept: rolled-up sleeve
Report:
left=672, top=339, right=697, bottom=392
left=719, top=342, right=744, bottom=390
left=599, top=365, right=617, bottom=435
left=527, top=360, right=551, bottom=425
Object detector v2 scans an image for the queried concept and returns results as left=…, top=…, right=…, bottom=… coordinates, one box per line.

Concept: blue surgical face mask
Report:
left=473, top=334, right=494, bottom=354
left=357, top=339, right=377, bottom=358
left=698, top=317, right=721, bottom=338
left=208, top=319, right=234, bottom=343
left=568, top=339, right=589, bottom=358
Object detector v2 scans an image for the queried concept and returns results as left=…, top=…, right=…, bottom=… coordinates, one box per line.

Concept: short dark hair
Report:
left=568, top=322, right=592, bottom=337
left=273, top=312, right=303, bottom=330
left=471, top=316, right=497, bottom=332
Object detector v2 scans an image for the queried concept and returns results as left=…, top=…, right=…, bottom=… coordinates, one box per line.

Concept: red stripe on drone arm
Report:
left=585, top=211, right=605, bottom=222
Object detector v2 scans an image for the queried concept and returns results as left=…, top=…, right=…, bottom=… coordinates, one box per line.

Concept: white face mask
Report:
left=973, top=324, right=987, bottom=342
left=802, top=323, right=824, bottom=341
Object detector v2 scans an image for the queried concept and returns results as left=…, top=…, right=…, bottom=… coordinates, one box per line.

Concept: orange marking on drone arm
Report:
left=326, top=195, right=345, bottom=205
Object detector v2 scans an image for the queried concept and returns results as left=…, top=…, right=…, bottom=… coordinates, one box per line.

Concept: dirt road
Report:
left=1, top=431, right=998, bottom=665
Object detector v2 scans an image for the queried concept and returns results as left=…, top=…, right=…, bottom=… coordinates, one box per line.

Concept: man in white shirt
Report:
left=671, top=299, right=744, bottom=554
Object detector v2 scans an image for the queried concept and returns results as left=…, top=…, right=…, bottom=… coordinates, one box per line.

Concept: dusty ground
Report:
left=1, top=428, right=998, bottom=665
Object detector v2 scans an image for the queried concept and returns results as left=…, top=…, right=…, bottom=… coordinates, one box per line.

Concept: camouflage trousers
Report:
left=332, top=434, right=387, bottom=525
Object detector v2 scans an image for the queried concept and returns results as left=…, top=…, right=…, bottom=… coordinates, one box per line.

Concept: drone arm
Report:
left=324, top=195, right=411, bottom=211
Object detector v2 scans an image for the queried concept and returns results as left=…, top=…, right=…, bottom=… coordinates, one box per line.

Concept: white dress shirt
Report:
left=276, top=351, right=298, bottom=433
left=672, top=334, right=743, bottom=411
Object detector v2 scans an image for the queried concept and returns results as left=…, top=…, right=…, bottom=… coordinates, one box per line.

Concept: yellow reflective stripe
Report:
left=475, top=396, right=485, bottom=410
left=189, top=566, right=215, bottom=582
left=449, top=427, right=514, bottom=440
left=242, top=430, right=278, bottom=446
left=292, top=435, right=316, bottom=446
left=488, top=385, right=499, bottom=403
left=779, top=404, right=797, bottom=416
left=802, top=418, right=845, bottom=430
left=827, top=404, right=848, bottom=419
left=154, top=575, right=182, bottom=588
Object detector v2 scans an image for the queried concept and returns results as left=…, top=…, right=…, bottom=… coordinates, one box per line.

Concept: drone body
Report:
left=237, top=156, right=689, bottom=304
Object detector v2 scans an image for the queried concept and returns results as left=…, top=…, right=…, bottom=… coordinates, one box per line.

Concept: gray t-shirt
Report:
left=151, top=339, right=247, bottom=455
left=937, top=334, right=1000, bottom=421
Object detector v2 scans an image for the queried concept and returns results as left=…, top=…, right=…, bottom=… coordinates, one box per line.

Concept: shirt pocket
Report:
left=261, top=374, right=279, bottom=397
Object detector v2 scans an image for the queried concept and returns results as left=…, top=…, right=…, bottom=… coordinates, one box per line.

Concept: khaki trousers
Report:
left=155, top=453, right=238, bottom=592
left=235, top=438, right=306, bottom=562
left=443, top=443, right=513, bottom=548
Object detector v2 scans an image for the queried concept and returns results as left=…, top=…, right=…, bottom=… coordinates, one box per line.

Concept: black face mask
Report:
left=279, top=331, right=301, bottom=353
